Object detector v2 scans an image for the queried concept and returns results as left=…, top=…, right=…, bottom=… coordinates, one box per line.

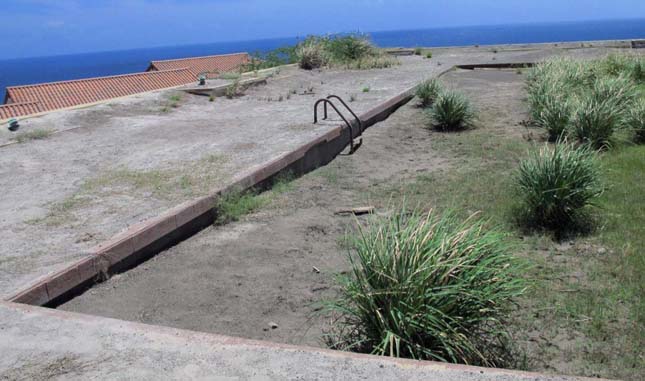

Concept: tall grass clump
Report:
left=515, top=142, right=603, bottom=232
left=415, top=78, right=442, bottom=108
left=327, top=208, right=526, bottom=365
left=570, top=96, right=622, bottom=150
left=534, top=94, right=572, bottom=142
left=427, top=91, right=475, bottom=131
left=627, top=99, right=645, bottom=143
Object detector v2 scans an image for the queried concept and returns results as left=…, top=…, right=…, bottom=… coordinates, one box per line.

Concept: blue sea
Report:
left=1, top=19, right=644, bottom=97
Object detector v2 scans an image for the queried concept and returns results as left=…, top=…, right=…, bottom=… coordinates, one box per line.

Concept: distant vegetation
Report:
left=241, top=34, right=399, bottom=73
left=295, top=34, right=398, bottom=70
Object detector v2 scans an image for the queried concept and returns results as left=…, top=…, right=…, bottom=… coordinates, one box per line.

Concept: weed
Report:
left=215, top=189, right=266, bottom=225
left=13, top=129, right=53, bottom=143
left=426, top=52, right=433, bottom=59
left=414, top=47, right=422, bottom=55
left=219, top=72, right=241, bottom=80
left=225, top=79, right=244, bottom=99
left=326, top=207, right=526, bottom=365
left=362, top=87, right=370, bottom=93
left=214, top=171, right=294, bottom=224
left=415, top=78, right=442, bottom=108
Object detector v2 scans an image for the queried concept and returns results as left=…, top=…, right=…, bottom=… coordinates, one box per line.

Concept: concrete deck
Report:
left=0, top=42, right=635, bottom=380
left=0, top=301, right=605, bottom=381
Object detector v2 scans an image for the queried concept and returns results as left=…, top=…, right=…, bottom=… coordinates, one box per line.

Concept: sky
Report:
left=1, top=0, right=644, bottom=59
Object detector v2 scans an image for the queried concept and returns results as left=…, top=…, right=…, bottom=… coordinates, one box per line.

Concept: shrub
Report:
left=296, top=37, right=328, bottom=70
left=244, top=46, right=298, bottom=72
left=327, top=208, right=526, bottom=365
left=426, top=52, right=433, bottom=59
left=295, top=34, right=397, bottom=71
left=515, top=142, right=603, bottom=231
left=414, top=47, right=422, bottom=55
left=415, top=79, right=442, bottom=108
left=427, top=91, right=475, bottom=131
left=327, top=35, right=375, bottom=62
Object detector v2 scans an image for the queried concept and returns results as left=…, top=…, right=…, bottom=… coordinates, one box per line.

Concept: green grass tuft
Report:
left=515, top=142, right=603, bottom=233
left=12, top=129, right=53, bottom=143
left=326, top=207, right=526, bottom=366
left=426, top=91, right=476, bottom=131
left=415, top=78, right=442, bottom=108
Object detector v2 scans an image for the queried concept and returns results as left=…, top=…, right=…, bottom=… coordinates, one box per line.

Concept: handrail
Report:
left=324, top=95, right=363, bottom=136
left=314, top=98, right=361, bottom=154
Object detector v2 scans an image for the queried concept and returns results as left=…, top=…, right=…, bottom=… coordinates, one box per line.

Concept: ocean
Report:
left=1, top=18, right=644, bottom=97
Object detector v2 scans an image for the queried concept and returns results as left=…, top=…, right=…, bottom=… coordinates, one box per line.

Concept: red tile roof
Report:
left=148, top=52, right=250, bottom=78
left=3, top=68, right=195, bottom=118
left=0, top=102, right=44, bottom=120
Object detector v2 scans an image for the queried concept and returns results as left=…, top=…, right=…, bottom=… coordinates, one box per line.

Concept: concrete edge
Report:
left=0, top=300, right=612, bottom=381
left=182, top=76, right=268, bottom=97
left=6, top=83, right=419, bottom=306
left=385, top=38, right=635, bottom=52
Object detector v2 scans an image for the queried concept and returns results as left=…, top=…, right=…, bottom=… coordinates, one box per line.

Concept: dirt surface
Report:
left=60, top=68, right=529, bottom=349
left=0, top=45, right=621, bottom=299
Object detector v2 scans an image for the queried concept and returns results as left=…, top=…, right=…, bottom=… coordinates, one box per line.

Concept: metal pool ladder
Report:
left=314, top=95, right=363, bottom=154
